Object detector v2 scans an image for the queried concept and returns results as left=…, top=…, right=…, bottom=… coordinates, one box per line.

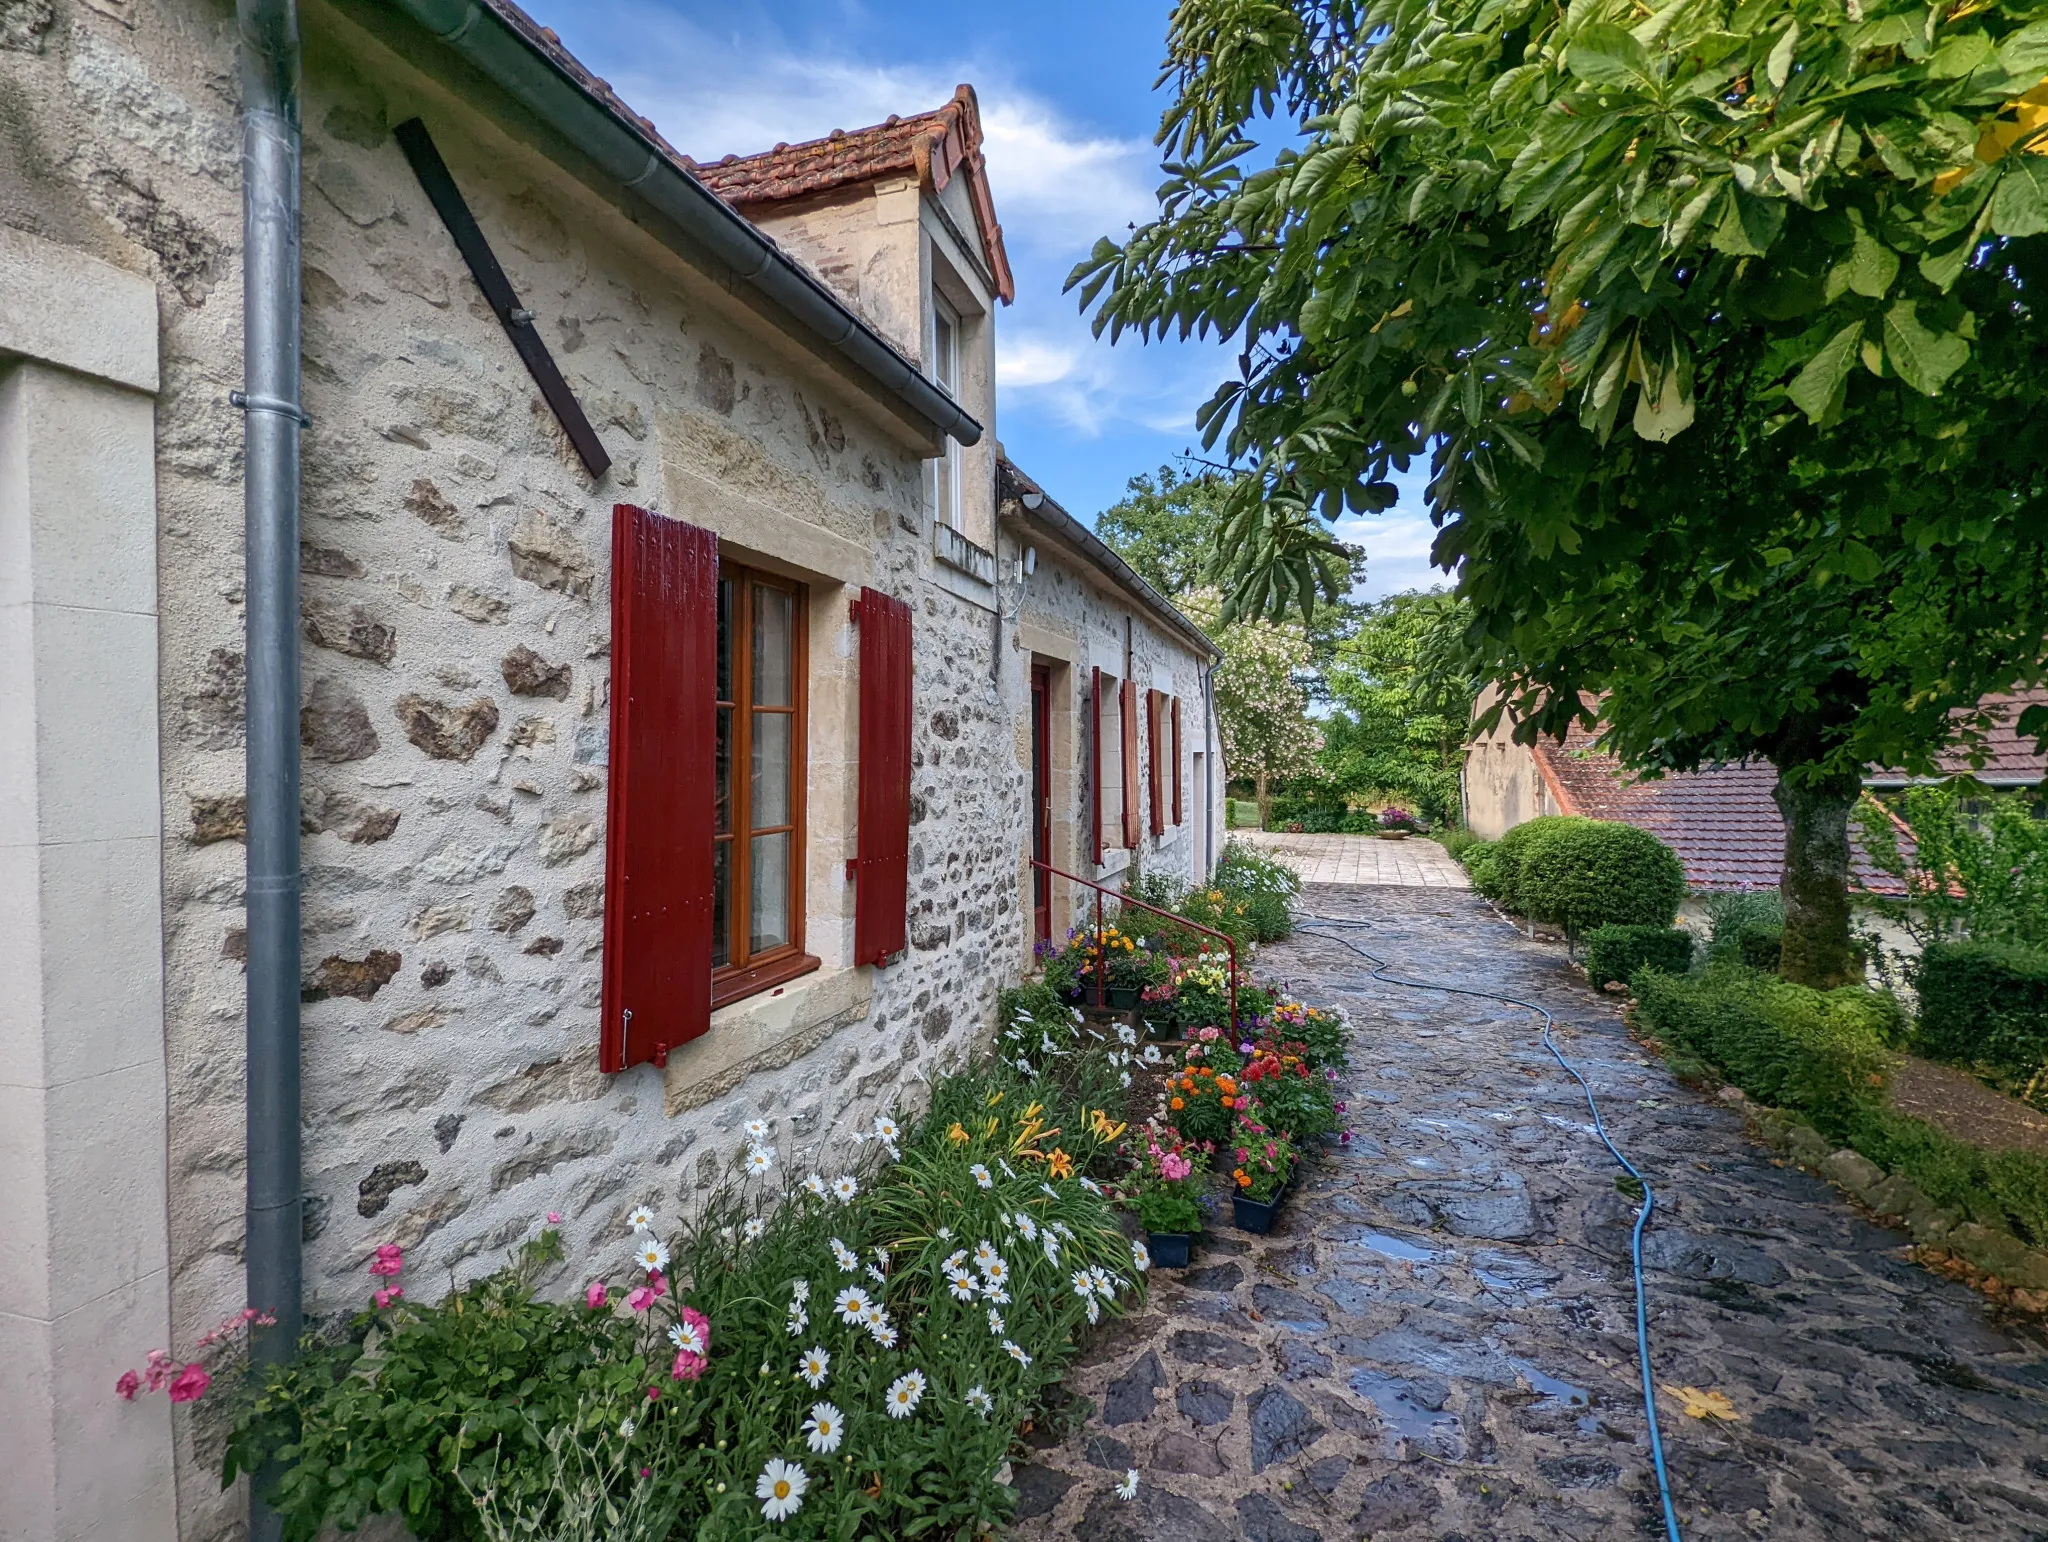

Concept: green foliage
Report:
left=1915, top=940, right=2048, bottom=1084
left=1135, top=1188, right=1205, bottom=1234
left=1584, top=925, right=1697, bottom=990
left=1316, top=590, right=1474, bottom=823
left=1633, top=966, right=1903, bottom=1130
left=1472, top=817, right=1683, bottom=934
left=1435, top=826, right=1482, bottom=862
left=1000, top=979, right=1079, bottom=1052
left=1735, top=924, right=1786, bottom=973
left=1639, top=964, right=2048, bottom=1245
left=1237, top=1051, right=1337, bottom=1140
left=1210, top=840, right=1300, bottom=942
left=228, top=1055, right=1149, bottom=1542
left=1182, top=588, right=1323, bottom=803
left=1856, top=784, right=2048, bottom=949
left=1702, top=890, right=1787, bottom=963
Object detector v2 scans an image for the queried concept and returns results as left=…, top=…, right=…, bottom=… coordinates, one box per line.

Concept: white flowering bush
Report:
left=223, top=1051, right=1147, bottom=1540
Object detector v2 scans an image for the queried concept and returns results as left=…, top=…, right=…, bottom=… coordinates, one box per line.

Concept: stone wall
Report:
left=0, top=7, right=1028, bottom=1536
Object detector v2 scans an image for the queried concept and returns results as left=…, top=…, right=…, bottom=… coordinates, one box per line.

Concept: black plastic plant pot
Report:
left=1108, top=985, right=1142, bottom=1010
left=1147, top=1231, right=1193, bottom=1268
left=1232, top=1186, right=1286, bottom=1234
left=1074, top=983, right=1104, bottom=1007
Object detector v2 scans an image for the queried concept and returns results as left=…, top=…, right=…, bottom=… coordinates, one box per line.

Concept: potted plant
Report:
left=1229, top=1106, right=1297, bottom=1234
left=1377, top=806, right=1418, bottom=840
left=1100, top=927, right=1153, bottom=1010
left=1123, top=1120, right=1208, bottom=1267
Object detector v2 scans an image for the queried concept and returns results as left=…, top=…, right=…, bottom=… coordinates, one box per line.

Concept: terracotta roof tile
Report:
left=1873, top=689, right=2048, bottom=787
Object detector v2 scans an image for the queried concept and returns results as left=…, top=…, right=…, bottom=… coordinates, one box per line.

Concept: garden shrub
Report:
left=229, top=1052, right=1149, bottom=1542
left=999, top=979, right=1077, bottom=1052
left=1211, top=840, right=1300, bottom=942
left=1916, top=940, right=2048, bottom=1083
left=1584, top=924, right=1695, bottom=990
left=1701, top=889, right=1784, bottom=962
left=1459, top=838, right=1500, bottom=895
left=1734, top=923, right=1784, bottom=973
left=1435, top=826, right=1482, bottom=862
left=1512, top=817, right=1685, bottom=935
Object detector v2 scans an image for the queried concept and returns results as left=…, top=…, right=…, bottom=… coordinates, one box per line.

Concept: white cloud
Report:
left=1333, top=466, right=1453, bottom=600
left=995, top=334, right=1081, bottom=389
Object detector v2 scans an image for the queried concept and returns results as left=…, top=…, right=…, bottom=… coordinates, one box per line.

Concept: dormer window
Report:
left=930, top=294, right=961, bottom=530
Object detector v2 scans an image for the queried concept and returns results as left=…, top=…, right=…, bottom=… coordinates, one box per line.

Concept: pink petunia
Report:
left=626, top=1286, right=657, bottom=1312
left=546, top=1212, right=562, bottom=1225
left=115, top=1370, right=141, bottom=1401
left=680, top=1305, right=711, bottom=1355
left=166, top=1362, right=211, bottom=1404
left=586, top=1281, right=609, bottom=1309
left=143, top=1348, right=174, bottom=1392
left=373, top=1287, right=404, bottom=1309
left=670, top=1350, right=707, bottom=1382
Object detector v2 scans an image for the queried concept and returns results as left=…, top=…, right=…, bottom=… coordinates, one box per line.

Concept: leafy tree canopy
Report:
left=1181, top=586, right=1324, bottom=818
left=1315, top=590, right=1475, bottom=821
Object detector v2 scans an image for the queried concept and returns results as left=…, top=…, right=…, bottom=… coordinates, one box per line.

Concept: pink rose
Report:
left=143, top=1348, right=174, bottom=1393
left=586, top=1281, right=609, bottom=1310
left=166, top=1363, right=211, bottom=1404
left=368, top=1244, right=403, bottom=1278
left=115, top=1370, right=141, bottom=1401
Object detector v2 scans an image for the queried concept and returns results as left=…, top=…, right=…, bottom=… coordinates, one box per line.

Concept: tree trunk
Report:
left=1256, top=770, right=1272, bottom=830
left=1769, top=764, right=1863, bottom=988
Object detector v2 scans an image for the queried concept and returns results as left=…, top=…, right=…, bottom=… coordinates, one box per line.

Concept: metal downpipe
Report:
left=1202, top=662, right=1217, bottom=879
left=237, top=3, right=303, bottom=1538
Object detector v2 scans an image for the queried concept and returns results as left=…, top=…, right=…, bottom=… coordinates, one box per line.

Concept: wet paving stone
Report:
left=1009, top=885, right=2048, bottom=1539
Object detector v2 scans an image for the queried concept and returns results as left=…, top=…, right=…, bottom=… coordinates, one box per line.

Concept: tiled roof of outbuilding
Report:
left=689, top=87, right=1016, bottom=304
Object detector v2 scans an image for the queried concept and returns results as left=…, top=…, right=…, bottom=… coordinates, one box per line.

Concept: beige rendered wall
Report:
left=1463, top=683, right=1557, bottom=839
left=0, top=227, right=175, bottom=1542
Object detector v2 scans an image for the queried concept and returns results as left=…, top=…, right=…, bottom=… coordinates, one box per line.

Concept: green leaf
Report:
left=1927, top=31, right=1993, bottom=80
left=1766, top=23, right=1799, bottom=91
left=1710, top=186, right=1786, bottom=256
left=1568, top=23, right=1656, bottom=91
left=1994, top=20, right=2048, bottom=85
left=1880, top=301, right=1970, bottom=396
left=1991, top=157, right=2048, bottom=239
left=1830, top=212, right=1899, bottom=298
left=1787, top=322, right=1862, bottom=425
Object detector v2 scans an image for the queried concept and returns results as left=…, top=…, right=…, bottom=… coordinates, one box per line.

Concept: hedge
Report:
left=1475, top=816, right=1685, bottom=935
left=1733, top=922, right=1784, bottom=973
left=1636, top=966, right=2048, bottom=1247
left=1584, top=925, right=1696, bottom=990
left=1917, top=940, right=2048, bottom=1081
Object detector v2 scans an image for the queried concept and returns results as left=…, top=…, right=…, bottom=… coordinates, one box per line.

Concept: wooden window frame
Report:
left=714, top=564, right=817, bottom=1008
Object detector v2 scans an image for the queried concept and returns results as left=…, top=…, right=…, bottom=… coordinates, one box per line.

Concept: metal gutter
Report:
left=377, top=0, right=981, bottom=450
left=235, top=3, right=304, bottom=1539
left=996, top=458, right=1218, bottom=661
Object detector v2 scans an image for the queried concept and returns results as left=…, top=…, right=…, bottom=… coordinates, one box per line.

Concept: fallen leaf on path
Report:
left=1661, top=1384, right=1741, bottom=1421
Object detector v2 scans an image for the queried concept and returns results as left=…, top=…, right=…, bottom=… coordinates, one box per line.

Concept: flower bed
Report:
left=215, top=1049, right=1150, bottom=1540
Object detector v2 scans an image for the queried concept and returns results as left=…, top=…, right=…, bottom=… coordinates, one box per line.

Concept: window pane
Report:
left=712, top=839, right=731, bottom=969
left=934, top=308, right=956, bottom=390
left=715, top=707, right=733, bottom=834
left=716, top=578, right=734, bottom=703
left=751, top=710, right=790, bottom=828
left=935, top=446, right=956, bottom=529
left=752, top=585, right=793, bottom=706
left=750, top=832, right=790, bottom=954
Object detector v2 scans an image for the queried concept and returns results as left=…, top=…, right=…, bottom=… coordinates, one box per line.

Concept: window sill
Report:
left=713, top=951, right=821, bottom=1010
left=661, top=964, right=875, bottom=1117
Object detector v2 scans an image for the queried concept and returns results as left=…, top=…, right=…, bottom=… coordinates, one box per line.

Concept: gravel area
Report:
left=1008, top=885, right=2048, bottom=1540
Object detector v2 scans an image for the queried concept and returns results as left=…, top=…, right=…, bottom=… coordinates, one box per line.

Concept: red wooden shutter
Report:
left=1090, top=666, right=1104, bottom=867
left=601, top=503, right=717, bottom=1072
left=854, top=587, right=912, bottom=966
left=1171, top=695, right=1183, bottom=824
left=1147, top=688, right=1166, bottom=838
left=1120, top=678, right=1141, bottom=850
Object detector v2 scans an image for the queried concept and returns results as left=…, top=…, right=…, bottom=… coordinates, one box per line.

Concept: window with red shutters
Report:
left=1120, top=677, right=1141, bottom=851
left=1171, top=695, right=1183, bottom=824
left=853, top=587, right=912, bottom=966
left=602, top=503, right=719, bottom=1072
left=1092, top=667, right=1119, bottom=865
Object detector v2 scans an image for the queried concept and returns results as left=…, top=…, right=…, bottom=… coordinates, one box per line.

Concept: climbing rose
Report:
left=373, top=1287, right=404, bottom=1309
left=586, top=1281, right=609, bottom=1309
left=114, top=1370, right=141, bottom=1401
left=368, top=1244, right=403, bottom=1278
left=166, top=1363, right=211, bottom=1403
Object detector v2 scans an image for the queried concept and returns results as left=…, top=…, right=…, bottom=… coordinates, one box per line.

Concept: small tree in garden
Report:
left=1856, top=784, right=2048, bottom=949
left=1073, top=0, right=2048, bottom=987
left=1183, top=587, right=1322, bottom=827
left=1320, top=590, right=1474, bottom=823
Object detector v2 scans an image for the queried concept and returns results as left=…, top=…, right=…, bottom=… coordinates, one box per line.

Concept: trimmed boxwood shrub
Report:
left=1734, top=923, right=1784, bottom=973
left=1916, top=940, right=2048, bottom=1081
left=1635, top=967, right=2048, bottom=1246
left=1584, top=924, right=1695, bottom=990
left=1482, top=816, right=1685, bottom=935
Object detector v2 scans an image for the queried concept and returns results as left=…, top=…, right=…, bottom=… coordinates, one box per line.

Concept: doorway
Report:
left=1031, top=663, right=1052, bottom=946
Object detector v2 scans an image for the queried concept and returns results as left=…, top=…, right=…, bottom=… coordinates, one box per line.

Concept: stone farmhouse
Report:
left=0, top=4, right=1222, bottom=1539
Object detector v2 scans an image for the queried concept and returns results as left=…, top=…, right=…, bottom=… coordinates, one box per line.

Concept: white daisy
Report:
left=973, top=1240, right=1000, bottom=1271
left=745, top=1118, right=771, bottom=1141
left=937, top=1226, right=953, bottom=1241
left=618, top=1417, right=635, bottom=1439
left=791, top=1278, right=811, bottom=1302
left=987, top=1306, right=1006, bottom=1336
left=632, top=1234, right=669, bottom=1274
left=873, top=1115, right=901, bottom=1144
left=829, top=1238, right=859, bottom=1273
left=885, top=1369, right=927, bottom=1419
left=1043, top=1235, right=1062, bottom=1266
left=984, top=1284, right=1012, bottom=1305
left=756, top=1458, right=807, bottom=1522
left=943, top=1249, right=970, bottom=1274
left=743, top=1217, right=766, bottom=1241
left=1117, top=1022, right=1138, bottom=1045
left=1041, top=1033, right=1059, bottom=1055
left=802, top=1401, right=844, bottom=1454
left=669, top=1319, right=706, bottom=1356
left=832, top=1175, right=859, bottom=1204
left=981, top=1256, right=1011, bottom=1290
left=1116, top=1468, right=1139, bottom=1502
left=998, top=1158, right=1019, bottom=1179
left=1131, top=1240, right=1152, bottom=1273
left=1141, top=1044, right=1163, bottom=1065
left=866, top=1265, right=888, bottom=1286
left=785, top=1304, right=809, bottom=1337
left=1079, top=1176, right=1103, bottom=1196
left=869, top=1318, right=899, bottom=1349
left=1085, top=1296, right=1102, bottom=1325
left=1121, top=1070, right=1133, bottom=1088
left=626, top=1205, right=655, bottom=1233
left=1015, top=1057, right=1035, bottom=1076
left=1088, top=1265, right=1114, bottom=1297
left=1053, top=1221, right=1075, bottom=1240
left=964, top=1384, right=994, bottom=1417
left=1014, top=1214, right=1038, bottom=1242
left=871, top=1246, right=891, bottom=1272
left=859, top=1299, right=888, bottom=1330
left=803, top=1173, right=828, bottom=1197
left=832, top=1286, right=872, bottom=1325
left=1002, top=1340, right=1033, bottom=1367
left=1072, top=1269, right=1095, bottom=1300
left=970, top=1163, right=993, bottom=1189
left=745, top=1144, right=776, bottom=1176
left=946, top=1267, right=978, bottom=1302
left=797, top=1347, right=830, bottom=1388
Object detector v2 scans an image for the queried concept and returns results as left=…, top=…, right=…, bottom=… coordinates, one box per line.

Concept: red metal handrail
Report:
left=1030, top=859, right=1238, bottom=1034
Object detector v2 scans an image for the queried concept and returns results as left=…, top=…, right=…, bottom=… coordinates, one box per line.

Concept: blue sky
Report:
left=528, top=0, right=1445, bottom=600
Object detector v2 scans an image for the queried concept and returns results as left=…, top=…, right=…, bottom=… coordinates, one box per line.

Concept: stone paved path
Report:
left=1233, top=831, right=1472, bottom=889
left=1011, top=885, right=2048, bottom=1540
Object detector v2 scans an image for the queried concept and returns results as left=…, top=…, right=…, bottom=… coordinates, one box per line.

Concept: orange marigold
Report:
left=1234, top=1170, right=1251, bottom=1188
left=1170, top=1096, right=1185, bottom=1111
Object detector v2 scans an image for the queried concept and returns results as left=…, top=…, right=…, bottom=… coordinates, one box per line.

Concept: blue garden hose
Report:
left=1296, top=914, right=1685, bottom=1542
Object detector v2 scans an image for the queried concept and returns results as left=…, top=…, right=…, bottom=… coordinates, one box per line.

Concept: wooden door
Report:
left=1031, top=664, right=1052, bottom=946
